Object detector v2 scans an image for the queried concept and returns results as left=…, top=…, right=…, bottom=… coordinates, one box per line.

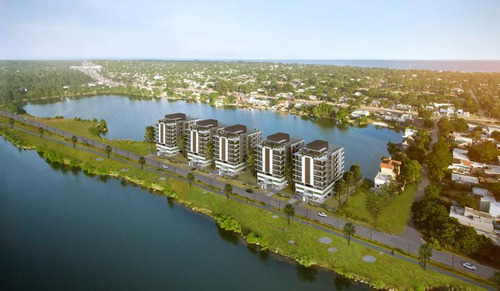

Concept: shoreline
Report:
left=0, top=121, right=490, bottom=290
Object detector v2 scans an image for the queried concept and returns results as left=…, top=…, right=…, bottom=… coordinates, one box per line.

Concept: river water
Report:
left=0, top=138, right=369, bottom=290
left=23, top=95, right=401, bottom=178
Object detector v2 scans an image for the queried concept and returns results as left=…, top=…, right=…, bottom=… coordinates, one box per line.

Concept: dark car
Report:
left=245, top=188, right=253, bottom=193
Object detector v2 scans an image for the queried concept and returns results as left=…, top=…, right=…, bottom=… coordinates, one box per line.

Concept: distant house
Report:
left=449, top=206, right=495, bottom=237
left=453, top=133, right=473, bottom=146
left=473, top=188, right=500, bottom=219
left=374, top=158, right=401, bottom=188
left=351, top=110, right=370, bottom=118
left=403, top=128, right=418, bottom=139
left=448, top=158, right=472, bottom=174
left=451, top=173, right=479, bottom=185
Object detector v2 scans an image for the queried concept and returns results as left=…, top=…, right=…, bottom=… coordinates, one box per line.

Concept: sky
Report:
left=1, top=0, right=499, bottom=60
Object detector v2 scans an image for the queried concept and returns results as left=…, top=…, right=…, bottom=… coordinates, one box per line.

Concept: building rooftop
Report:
left=197, top=119, right=218, bottom=127
left=306, top=140, right=329, bottom=152
left=267, top=132, right=289, bottom=143
left=224, top=124, right=247, bottom=134
left=164, top=113, right=186, bottom=121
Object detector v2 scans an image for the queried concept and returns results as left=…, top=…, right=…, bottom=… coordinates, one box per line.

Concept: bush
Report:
left=214, top=214, right=242, bottom=234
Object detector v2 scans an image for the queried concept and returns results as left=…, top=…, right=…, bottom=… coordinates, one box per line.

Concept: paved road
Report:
left=0, top=109, right=497, bottom=286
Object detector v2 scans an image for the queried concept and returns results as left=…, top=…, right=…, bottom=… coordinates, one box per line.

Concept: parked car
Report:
left=161, top=165, right=168, bottom=169
left=317, top=212, right=327, bottom=218
left=245, top=188, right=253, bottom=193
left=462, top=262, right=476, bottom=271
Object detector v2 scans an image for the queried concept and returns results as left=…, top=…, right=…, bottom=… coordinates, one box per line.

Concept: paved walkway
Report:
left=0, top=110, right=496, bottom=287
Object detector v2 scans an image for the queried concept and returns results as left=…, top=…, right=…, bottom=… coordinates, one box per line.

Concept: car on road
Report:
left=161, top=165, right=168, bottom=169
left=317, top=212, right=327, bottom=218
left=461, top=262, right=476, bottom=270
left=245, top=188, right=253, bottom=193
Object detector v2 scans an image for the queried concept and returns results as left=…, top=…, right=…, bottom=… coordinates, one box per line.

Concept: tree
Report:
left=205, top=141, right=215, bottom=169
left=418, top=243, right=433, bottom=270
left=401, top=160, right=422, bottom=184
left=38, top=127, right=45, bottom=138
left=454, top=225, right=479, bottom=255
left=284, top=204, right=295, bottom=226
left=139, top=156, right=146, bottom=170
left=187, top=172, right=195, bottom=186
left=437, top=117, right=453, bottom=137
left=451, top=118, right=468, bottom=133
left=178, top=134, right=186, bottom=158
left=312, top=102, right=335, bottom=119
left=71, top=135, right=78, bottom=148
left=491, top=131, right=500, bottom=142
left=9, top=117, right=14, bottom=129
left=246, top=149, right=256, bottom=177
left=334, top=179, right=347, bottom=204
left=424, top=185, right=440, bottom=200
left=144, top=126, right=155, bottom=151
left=105, top=145, right=112, bottom=158
left=224, top=183, right=233, bottom=199
left=366, top=192, right=387, bottom=221
left=468, top=141, right=499, bottom=163
left=491, top=270, right=500, bottom=291
left=427, top=138, right=451, bottom=182
left=350, top=164, right=362, bottom=182
left=343, top=222, right=356, bottom=246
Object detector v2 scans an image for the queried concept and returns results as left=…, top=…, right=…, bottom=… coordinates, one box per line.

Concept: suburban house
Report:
left=293, top=140, right=345, bottom=203
left=186, top=119, right=222, bottom=167
left=255, top=132, right=304, bottom=190
left=448, top=158, right=472, bottom=174
left=474, top=188, right=500, bottom=219
left=213, top=124, right=262, bottom=175
left=374, top=158, right=402, bottom=188
left=451, top=173, right=479, bottom=185
left=449, top=206, right=498, bottom=244
left=156, top=113, right=198, bottom=157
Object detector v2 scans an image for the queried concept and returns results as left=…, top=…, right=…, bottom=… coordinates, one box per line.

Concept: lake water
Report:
left=24, top=95, right=401, bottom=178
left=0, top=138, right=369, bottom=290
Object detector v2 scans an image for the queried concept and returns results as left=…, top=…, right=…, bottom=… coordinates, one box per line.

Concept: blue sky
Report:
left=1, top=0, right=499, bottom=60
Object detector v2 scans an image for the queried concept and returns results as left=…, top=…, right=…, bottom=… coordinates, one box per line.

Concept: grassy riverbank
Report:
left=0, top=121, right=489, bottom=290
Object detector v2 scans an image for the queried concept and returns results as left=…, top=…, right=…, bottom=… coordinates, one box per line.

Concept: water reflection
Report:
left=296, top=264, right=318, bottom=282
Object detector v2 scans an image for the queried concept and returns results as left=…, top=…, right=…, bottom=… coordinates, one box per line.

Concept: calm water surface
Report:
left=0, top=138, right=369, bottom=290
left=24, top=95, right=401, bottom=178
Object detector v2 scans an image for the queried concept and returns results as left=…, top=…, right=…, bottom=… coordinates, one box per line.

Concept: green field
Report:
left=336, top=184, right=418, bottom=234
left=0, top=120, right=487, bottom=290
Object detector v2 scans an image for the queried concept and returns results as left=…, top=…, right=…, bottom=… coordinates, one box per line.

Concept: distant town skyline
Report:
left=1, top=0, right=499, bottom=60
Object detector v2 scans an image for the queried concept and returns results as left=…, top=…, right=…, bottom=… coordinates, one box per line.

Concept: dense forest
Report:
left=0, top=61, right=93, bottom=112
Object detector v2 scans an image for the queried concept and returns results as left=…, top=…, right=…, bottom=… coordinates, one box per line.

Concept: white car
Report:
left=462, top=262, right=476, bottom=271
left=161, top=165, right=169, bottom=169
left=317, top=212, right=327, bottom=218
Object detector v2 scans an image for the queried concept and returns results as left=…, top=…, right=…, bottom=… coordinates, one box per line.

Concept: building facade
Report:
left=293, top=140, right=344, bottom=203
left=214, top=124, right=262, bottom=175
left=186, top=119, right=221, bottom=167
left=155, top=113, right=198, bottom=157
left=255, top=132, right=304, bottom=190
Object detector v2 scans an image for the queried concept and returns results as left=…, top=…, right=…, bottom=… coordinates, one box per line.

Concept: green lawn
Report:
left=0, top=121, right=487, bottom=290
left=33, top=117, right=152, bottom=156
left=336, top=184, right=418, bottom=234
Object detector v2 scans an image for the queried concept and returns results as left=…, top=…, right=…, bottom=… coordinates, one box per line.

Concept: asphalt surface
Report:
left=0, top=109, right=496, bottom=289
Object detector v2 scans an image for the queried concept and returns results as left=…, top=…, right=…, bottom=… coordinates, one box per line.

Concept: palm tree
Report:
left=105, top=145, right=112, bottom=158
left=343, top=222, right=356, bottom=246
left=284, top=204, right=295, bottom=225
left=492, top=270, right=500, bottom=291
left=187, top=172, right=195, bottom=186
left=38, top=127, right=45, bottom=138
left=71, top=135, right=78, bottom=148
left=224, top=183, right=233, bottom=199
left=246, top=149, right=256, bottom=179
left=9, top=117, right=14, bottom=129
left=139, top=156, right=146, bottom=170
left=418, top=243, right=433, bottom=270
